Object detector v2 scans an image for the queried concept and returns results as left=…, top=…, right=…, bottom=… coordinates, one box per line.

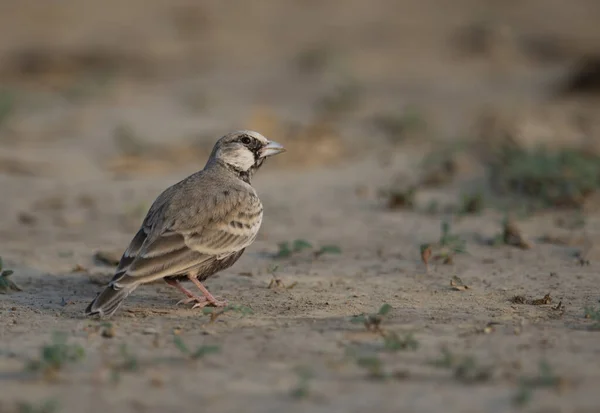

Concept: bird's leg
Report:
left=188, top=275, right=228, bottom=308
left=164, top=278, right=208, bottom=305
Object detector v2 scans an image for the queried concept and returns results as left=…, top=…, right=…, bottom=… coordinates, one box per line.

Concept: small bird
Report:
left=86, top=130, right=285, bottom=318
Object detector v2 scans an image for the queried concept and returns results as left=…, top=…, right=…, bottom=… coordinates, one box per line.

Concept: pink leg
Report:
left=164, top=278, right=208, bottom=305
left=188, top=276, right=227, bottom=308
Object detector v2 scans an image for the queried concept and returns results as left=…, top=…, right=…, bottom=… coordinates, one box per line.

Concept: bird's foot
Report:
left=191, top=297, right=228, bottom=309
left=176, top=296, right=208, bottom=306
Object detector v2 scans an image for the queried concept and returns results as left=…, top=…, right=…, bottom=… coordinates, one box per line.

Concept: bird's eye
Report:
left=241, top=136, right=252, bottom=145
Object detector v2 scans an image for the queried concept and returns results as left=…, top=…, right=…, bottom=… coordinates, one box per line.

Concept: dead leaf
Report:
left=450, top=275, right=469, bottom=291
left=530, top=293, right=552, bottom=305
left=510, top=293, right=552, bottom=305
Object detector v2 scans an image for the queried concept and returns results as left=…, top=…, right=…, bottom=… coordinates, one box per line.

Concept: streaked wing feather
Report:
left=111, top=195, right=262, bottom=287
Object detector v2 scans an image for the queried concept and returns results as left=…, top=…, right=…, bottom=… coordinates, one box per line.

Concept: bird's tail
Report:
left=85, top=283, right=137, bottom=318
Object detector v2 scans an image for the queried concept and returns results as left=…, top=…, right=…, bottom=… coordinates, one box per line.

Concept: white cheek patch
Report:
left=226, top=150, right=256, bottom=171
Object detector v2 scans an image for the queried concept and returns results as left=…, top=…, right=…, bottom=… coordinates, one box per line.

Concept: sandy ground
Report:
left=1, top=1, right=600, bottom=412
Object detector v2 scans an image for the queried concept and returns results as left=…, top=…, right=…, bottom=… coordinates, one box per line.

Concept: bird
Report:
left=85, top=130, right=285, bottom=318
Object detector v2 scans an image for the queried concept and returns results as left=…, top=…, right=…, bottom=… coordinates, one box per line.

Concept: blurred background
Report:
left=2, top=0, right=600, bottom=237
left=1, top=0, right=599, bottom=175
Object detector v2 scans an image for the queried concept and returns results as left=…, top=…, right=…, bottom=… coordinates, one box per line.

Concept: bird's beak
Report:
left=259, top=140, right=286, bottom=158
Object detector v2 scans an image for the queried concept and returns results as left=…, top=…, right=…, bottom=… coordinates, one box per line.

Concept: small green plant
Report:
left=513, top=361, right=563, bottom=406
left=26, top=332, right=85, bottom=376
left=275, top=239, right=312, bottom=258
left=173, top=336, right=220, bottom=360
left=351, top=303, right=392, bottom=332
left=17, top=399, right=59, bottom=413
left=0, top=257, right=21, bottom=294
left=290, top=366, right=314, bottom=399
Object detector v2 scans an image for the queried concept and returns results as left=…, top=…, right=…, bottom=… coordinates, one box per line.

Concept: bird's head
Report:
left=208, top=130, right=286, bottom=181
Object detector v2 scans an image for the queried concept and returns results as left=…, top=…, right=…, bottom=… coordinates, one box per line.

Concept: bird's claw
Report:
left=191, top=298, right=228, bottom=309
left=176, top=296, right=207, bottom=306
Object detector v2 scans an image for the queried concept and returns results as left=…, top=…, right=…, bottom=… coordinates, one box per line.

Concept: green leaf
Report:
left=173, top=336, right=190, bottom=354
left=292, top=239, right=313, bottom=252
left=378, top=303, right=392, bottom=316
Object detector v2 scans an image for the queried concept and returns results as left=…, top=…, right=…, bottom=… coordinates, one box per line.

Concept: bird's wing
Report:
left=109, top=190, right=263, bottom=287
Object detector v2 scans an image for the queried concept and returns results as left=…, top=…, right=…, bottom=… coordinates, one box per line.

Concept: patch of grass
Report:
left=26, top=332, right=85, bottom=377
left=489, top=147, right=600, bottom=209
left=173, top=336, right=220, bottom=360
left=274, top=239, right=312, bottom=258
left=17, top=399, right=59, bottom=413
left=0, top=257, right=21, bottom=294
left=513, top=361, right=564, bottom=406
